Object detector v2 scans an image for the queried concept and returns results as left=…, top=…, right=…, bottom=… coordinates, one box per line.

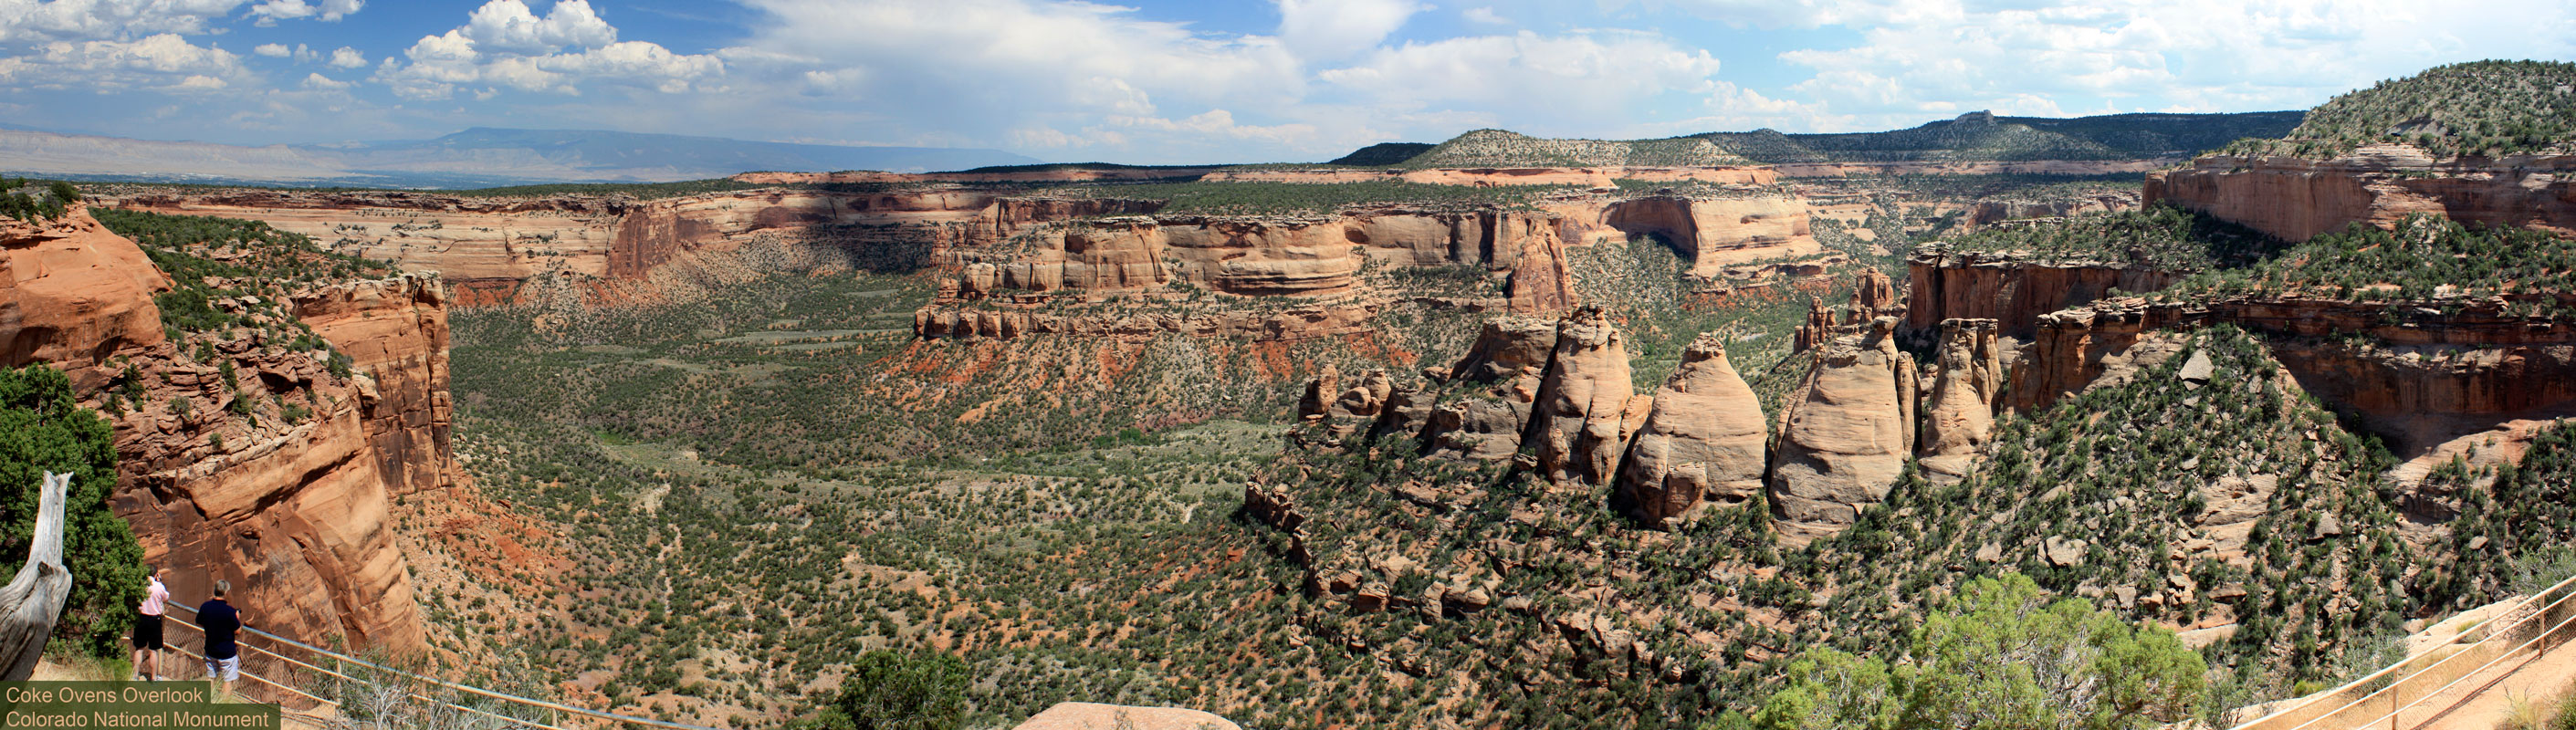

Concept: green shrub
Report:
left=0, top=364, right=145, bottom=657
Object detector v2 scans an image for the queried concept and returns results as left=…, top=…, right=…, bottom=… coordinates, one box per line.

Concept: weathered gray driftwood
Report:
left=0, top=472, right=73, bottom=680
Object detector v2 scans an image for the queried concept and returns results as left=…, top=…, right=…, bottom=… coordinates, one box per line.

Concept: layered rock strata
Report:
left=113, top=189, right=1160, bottom=306
left=1904, top=247, right=2181, bottom=340
left=1616, top=333, right=1768, bottom=525
left=2145, top=146, right=2576, bottom=242
left=290, top=275, right=458, bottom=495
left=1962, top=193, right=2141, bottom=230
left=0, top=208, right=433, bottom=652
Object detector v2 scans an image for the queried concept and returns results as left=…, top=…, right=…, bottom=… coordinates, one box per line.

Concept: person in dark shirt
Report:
left=198, top=579, right=245, bottom=694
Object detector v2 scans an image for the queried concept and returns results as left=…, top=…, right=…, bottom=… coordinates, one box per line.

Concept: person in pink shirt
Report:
left=131, top=566, right=169, bottom=681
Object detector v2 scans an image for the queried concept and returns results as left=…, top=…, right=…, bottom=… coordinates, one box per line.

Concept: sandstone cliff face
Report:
left=0, top=208, right=171, bottom=388
left=1593, top=195, right=1819, bottom=276
left=1963, top=193, right=2140, bottom=229
left=0, top=209, right=430, bottom=653
left=114, top=188, right=1159, bottom=306
left=1201, top=166, right=1776, bottom=188
left=2009, top=295, right=2576, bottom=454
left=1425, top=317, right=1558, bottom=460
left=1904, top=248, right=2180, bottom=340
left=1916, top=318, right=2003, bottom=479
left=921, top=206, right=1586, bottom=341
left=107, top=344, right=425, bottom=652
left=1769, top=315, right=1918, bottom=541
left=290, top=275, right=458, bottom=495
left=1616, top=333, right=1766, bottom=525
left=2145, top=147, right=2576, bottom=242
left=1525, top=309, right=1636, bottom=486
left=1772, top=159, right=2181, bottom=178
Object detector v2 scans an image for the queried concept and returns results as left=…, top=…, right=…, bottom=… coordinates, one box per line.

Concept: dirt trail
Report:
left=2388, top=637, right=2576, bottom=730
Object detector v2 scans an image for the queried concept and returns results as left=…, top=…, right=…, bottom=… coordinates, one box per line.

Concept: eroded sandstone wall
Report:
left=2145, top=147, right=2576, bottom=242
left=291, top=275, right=458, bottom=496
left=0, top=207, right=171, bottom=388
left=0, top=208, right=431, bottom=653
left=1904, top=249, right=2180, bottom=340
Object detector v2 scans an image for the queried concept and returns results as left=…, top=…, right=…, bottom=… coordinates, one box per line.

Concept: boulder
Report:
left=1012, top=703, right=1241, bottom=730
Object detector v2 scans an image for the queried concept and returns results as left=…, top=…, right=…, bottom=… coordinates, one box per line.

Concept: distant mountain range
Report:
left=0, top=127, right=1041, bottom=188
left=1350, top=110, right=2307, bottom=168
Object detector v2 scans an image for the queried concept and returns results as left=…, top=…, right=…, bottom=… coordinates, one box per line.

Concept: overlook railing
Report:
left=2229, top=569, right=2576, bottom=730
left=155, top=601, right=725, bottom=730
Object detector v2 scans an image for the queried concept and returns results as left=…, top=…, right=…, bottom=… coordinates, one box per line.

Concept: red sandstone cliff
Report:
left=2145, top=145, right=2576, bottom=242
left=291, top=275, right=459, bottom=496
left=0, top=206, right=172, bottom=387
left=1, top=207, right=433, bottom=653
left=1903, top=248, right=2180, bottom=340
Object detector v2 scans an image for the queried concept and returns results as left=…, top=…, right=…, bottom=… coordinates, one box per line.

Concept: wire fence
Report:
left=2229, top=568, right=2576, bottom=730
left=150, top=601, right=728, bottom=730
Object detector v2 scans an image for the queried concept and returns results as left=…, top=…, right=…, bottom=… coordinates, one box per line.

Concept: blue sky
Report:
left=1, top=0, right=2570, bottom=163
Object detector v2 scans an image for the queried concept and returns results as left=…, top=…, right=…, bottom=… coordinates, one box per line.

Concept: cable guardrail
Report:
left=160, top=600, right=722, bottom=730
left=2228, top=568, right=2576, bottom=730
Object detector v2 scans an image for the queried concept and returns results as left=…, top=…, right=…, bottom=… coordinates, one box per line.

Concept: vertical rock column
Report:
left=1916, top=318, right=2003, bottom=480
left=1768, top=316, right=1919, bottom=542
left=1617, top=333, right=1769, bottom=527
left=1527, top=308, right=1635, bottom=486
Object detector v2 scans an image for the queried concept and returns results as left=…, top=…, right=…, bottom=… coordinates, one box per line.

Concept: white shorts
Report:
left=205, top=655, right=240, bottom=682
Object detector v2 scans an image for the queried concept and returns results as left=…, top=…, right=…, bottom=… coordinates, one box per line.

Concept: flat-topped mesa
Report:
left=1199, top=165, right=1779, bottom=188
left=1916, top=318, right=2004, bottom=480
left=111, top=187, right=1160, bottom=306
left=1617, top=333, right=1768, bottom=526
left=1524, top=308, right=1639, bottom=486
left=1769, top=315, right=1919, bottom=542
left=2145, top=147, right=2576, bottom=243
left=921, top=206, right=1585, bottom=340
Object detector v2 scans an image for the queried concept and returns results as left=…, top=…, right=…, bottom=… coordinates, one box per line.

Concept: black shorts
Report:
left=131, top=614, right=162, bottom=651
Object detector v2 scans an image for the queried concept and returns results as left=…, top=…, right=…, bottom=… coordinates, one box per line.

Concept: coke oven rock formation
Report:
left=1616, top=333, right=1768, bottom=526
left=1524, top=308, right=1638, bottom=486
left=1769, top=314, right=1919, bottom=542
left=1917, top=318, right=2003, bottom=480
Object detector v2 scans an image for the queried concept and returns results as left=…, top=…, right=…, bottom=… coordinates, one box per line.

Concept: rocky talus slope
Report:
left=1, top=207, right=443, bottom=651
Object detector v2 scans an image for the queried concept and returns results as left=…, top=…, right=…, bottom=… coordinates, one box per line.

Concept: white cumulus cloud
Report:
left=1277, top=0, right=1426, bottom=59
left=1321, top=30, right=1724, bottom=131
left=464, top=0, right=615, bottom=55
left=253, top=43, right=290, bottom=57
left=0, top=0, right=249, bottom=42
left=327, top=46, right=363, bottom=68
left=373, top=0, right=717, bottom=99
left=248, top=0, right=361, bottom=24
left=0, top=33, right=250, bottom=90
